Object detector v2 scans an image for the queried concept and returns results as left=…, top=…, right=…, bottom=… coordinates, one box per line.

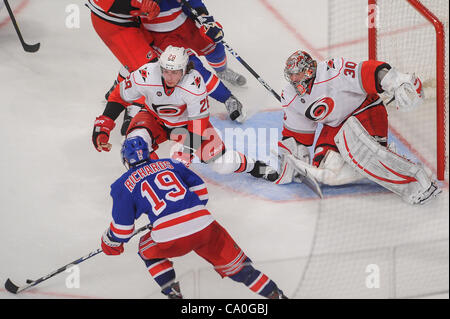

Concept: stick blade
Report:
left=23, top=42, right=40, bottom=53
left=4, top=278, right=20, bottom=294
left=287, top=155, right=323, bottom=199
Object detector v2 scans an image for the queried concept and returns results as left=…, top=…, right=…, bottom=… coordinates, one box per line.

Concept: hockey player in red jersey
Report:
left=86, top=0, right=160, bottom=134
left=92, top=46, right=278, bottom=181
left=274, top=50, right=441, bottom=205
left=100, top=136, right=287, bottom=299
left=138, top=0, right=247, bottom=122
left=87, top=0, right=247, bottom=130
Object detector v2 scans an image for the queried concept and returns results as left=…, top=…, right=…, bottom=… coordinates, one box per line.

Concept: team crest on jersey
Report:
left=305, top=97, right=335, bottom=121
left=153, top=104, right=187, bottom=117
left=326, top=59, right=335, bottom=70
left=139, top=69, right=148, bottom=81
left=191, top=76, right=201, bottom=89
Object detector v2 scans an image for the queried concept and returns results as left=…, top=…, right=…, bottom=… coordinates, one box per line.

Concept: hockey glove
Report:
left=380, top=68, right=424, bottom=111
left=130, top=0, right=160, bottom=19
left=92, top=115, right=115, bottom=152
left=199, top=15, right=224, bottom=43
left=101, top=229, right=124, bottom=256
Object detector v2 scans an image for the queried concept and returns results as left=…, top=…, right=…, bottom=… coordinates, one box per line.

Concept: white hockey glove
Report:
left=274, top=137, right=310, bottom=184
left=380, top=68, right=424, bottom=111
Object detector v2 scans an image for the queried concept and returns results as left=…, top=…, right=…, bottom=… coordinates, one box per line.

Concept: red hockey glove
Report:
left=101, top=229, right=124, bottom=256
left=199, top=16, right=224, bottom=43
left=92, top=115, right=115, bottom=152
left=130, top=0, right=160, bottom=19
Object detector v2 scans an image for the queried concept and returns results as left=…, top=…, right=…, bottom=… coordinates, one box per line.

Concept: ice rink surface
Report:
left=0, top=0, right=448, bottom=299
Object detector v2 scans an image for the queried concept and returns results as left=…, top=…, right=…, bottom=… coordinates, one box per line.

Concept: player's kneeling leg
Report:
left=335, top=116, right=441, bottom=204
left=228, top=258, right=287, bottom=299
left=208, top=149, right=251, bottom=174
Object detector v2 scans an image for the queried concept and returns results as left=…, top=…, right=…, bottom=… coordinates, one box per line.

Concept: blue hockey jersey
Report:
left=108, top=158, right=213, bottom=243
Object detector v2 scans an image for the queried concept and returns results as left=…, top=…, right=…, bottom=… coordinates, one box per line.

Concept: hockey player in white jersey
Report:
left=275, top=50, right=441, bottom=205
left=92, top=45, right=278, bottom=181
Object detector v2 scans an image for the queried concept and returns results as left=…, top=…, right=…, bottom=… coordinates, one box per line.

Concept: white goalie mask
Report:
left=159, top=45, right=190, bottom=75
left=284, top=50, right=317, bottom=96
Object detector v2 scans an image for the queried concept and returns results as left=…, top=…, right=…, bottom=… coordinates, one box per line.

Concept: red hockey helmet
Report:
left=284, top=50, right=317, bottom=96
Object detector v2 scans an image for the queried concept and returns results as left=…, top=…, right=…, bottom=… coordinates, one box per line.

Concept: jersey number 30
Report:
left=141, top=171, right=187, bottom=216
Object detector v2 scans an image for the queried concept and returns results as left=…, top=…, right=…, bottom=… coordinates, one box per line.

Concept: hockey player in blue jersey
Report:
left=100, top=136, right=287, bottom=299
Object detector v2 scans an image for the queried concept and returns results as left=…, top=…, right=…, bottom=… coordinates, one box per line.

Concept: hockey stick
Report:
left=3, top=0, right=40, bottom=53
left=4, top=224, right=151, bottom=294
left=180, top=0, right=281, bottom=102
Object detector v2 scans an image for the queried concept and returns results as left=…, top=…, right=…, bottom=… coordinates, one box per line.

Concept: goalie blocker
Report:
left=335, top=116, right=441, bottom=205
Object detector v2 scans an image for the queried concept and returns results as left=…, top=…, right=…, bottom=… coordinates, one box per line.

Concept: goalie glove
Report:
left=380, top=67, right=424, bottom=111
left=199, top=15, right=224, bottom=43
left=92, top=115, right=115, bottom=152
left=274, top=137, right=310, bottom=184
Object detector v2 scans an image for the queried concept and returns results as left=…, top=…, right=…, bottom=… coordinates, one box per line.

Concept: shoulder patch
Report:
left=326, top=59, right=335, bottom=70
left=139, top=68, right=148, bottom=82
left=191, top=75, right=202, bottom=89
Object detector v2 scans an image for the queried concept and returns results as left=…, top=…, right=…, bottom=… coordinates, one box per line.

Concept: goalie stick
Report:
left=180, top=0, right=282, bottom=103
left=4, top=224, right=151, bottom=294
left=3, top=0, right=40, bottom=53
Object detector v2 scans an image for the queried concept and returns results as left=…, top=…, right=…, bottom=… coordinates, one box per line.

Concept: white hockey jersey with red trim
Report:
left=281, top=57, right=383, bottom=139
left=120, top=62, right=209, bottom=128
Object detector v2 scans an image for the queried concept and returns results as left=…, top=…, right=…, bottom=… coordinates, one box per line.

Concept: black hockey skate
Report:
left=268, top=287, right=288, bottom=299
left=162, top=281, right=183, bottom=299
left=224, top=95, right=246, bottom=122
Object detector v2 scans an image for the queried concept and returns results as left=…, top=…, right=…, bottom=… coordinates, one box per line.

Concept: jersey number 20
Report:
left=141, top=171, right=187, bottom=216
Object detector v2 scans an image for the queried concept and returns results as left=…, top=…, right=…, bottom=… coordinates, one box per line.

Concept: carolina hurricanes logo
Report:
left=153, top=104, right=187, bottom=117
left=305, top=97, right=335, bottom=121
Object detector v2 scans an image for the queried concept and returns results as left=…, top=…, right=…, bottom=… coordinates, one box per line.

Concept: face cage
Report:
left=284, top=65, right=316, bottom=97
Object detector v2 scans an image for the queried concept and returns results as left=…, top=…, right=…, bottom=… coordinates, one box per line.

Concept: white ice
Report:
left=0, top=0, right=448, bottom=299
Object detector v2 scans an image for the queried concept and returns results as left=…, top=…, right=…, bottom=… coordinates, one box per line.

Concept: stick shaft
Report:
left=6, top=224, right=151, bottom=294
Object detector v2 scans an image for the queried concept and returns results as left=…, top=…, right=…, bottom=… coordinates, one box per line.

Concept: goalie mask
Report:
left=121, top=136, right=150, bottom=168
left=284, top=50, right=317, bottom=96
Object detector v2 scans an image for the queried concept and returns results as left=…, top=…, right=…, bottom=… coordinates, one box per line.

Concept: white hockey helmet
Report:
left=159, top=45, right=190, bottom=75
left=284, top=50, right=317, bottom=96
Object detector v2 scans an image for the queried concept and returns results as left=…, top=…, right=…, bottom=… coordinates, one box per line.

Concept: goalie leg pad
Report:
left=274, top=137, right=310, bottom=185
left=335, top=116, right=440, bottom=204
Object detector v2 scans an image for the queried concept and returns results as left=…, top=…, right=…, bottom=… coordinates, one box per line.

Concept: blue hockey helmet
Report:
left=121, top=136, right=150, bottom=168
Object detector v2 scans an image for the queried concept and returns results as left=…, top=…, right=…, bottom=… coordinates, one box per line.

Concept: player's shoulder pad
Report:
left=315, top=57, right=345, bottom=82
left=178, top=70, right=207, bottom=97
left=132, top=62, right=160, bottom=85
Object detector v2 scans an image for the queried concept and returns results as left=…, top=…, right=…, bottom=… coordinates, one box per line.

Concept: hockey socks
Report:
left=229, top=258, right=285, bottom=298
left=140, top=256, right=177, bottom=295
